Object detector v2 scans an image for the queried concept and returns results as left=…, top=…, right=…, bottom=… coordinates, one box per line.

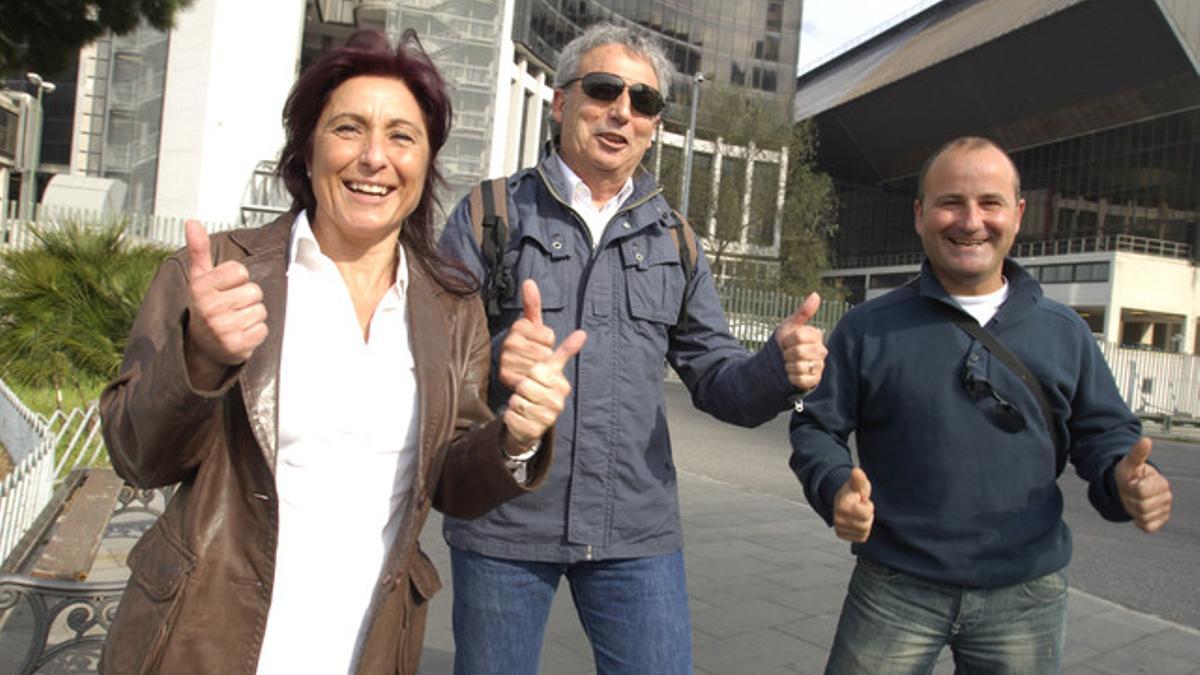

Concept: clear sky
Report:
left=797, top=0, right=938, bottom=74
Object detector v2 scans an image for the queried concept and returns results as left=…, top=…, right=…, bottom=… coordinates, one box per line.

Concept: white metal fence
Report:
left=0, top=389, right=105, bottom=569
left=0, top=380, right=55, bottom=568
left=719, top=284, right=851, bottom=351
left=1, top=200, right=238, bottom=252
left=1101, top=343, right=1200, bottom=418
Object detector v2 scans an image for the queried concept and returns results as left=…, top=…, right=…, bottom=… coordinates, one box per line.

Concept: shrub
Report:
left=0, top=219, right=171, bottom=402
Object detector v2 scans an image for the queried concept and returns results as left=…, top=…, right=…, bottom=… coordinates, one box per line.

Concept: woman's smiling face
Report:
left=308, top=75, right=430, bottom=246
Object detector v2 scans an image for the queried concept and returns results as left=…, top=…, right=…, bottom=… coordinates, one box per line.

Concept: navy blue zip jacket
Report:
left=438, top=152, right=796, bottom=562
left=789, top=259, right=1140, bottom=587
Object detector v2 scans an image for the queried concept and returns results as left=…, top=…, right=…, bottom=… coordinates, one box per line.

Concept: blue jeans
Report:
left=449, top=546, right=693, bottom=675
left=826, top=558, right=1068, bottom=675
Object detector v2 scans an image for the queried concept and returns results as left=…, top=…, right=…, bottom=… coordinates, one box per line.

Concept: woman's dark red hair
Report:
left=278, top=29, right=476, bottom=295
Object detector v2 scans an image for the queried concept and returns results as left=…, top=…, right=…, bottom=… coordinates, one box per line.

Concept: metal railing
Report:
left=1101, top=342, right=1200, bottom=419
left=1, top=388, right=106, bottom=570
left=0, top=381, right=55, bottom=568
left=718, top=283, right=850, bottom=352
left=833, top=233, right=1194, bottom=269
left=1, top=201, right=238, bottom=252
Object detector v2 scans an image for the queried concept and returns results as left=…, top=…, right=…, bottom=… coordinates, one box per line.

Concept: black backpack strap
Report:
left=470, top=178, right=514, bottom=325
left=953, top=317, right=1066, bottom=475
left=667, top=209, right=699, bottom=330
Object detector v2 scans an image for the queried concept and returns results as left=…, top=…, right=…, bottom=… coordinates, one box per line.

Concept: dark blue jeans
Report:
left=449, top=546, right=693, bottom=675
left=826, top=557, right=1069, bottom=675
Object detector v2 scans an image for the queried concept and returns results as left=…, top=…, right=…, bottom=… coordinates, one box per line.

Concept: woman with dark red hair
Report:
left=99, top=30, right=584, bottom=675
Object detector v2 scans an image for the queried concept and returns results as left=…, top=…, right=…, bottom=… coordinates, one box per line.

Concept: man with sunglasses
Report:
left=788, top=136, right=1173, bottom=674
left=438, top=22, right=828, bottom=675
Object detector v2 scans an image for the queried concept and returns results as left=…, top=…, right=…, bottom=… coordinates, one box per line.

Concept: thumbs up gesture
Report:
left=498, top=279, right=557, bottom=390
left=1114, top=437, right=1173, bottom=533
left=833, top=468, right=874, bottom=543
left=183, top=220, right=268, bottom=388
left=503, top=308, right=587, bottom=454
left=776, top=292, right=827, bottom=390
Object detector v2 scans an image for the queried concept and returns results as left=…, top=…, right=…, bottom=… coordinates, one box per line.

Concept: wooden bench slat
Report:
left=30, top=470, right=125, bottom=581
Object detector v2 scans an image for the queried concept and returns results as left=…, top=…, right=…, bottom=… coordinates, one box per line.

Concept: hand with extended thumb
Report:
left=498, top=279, right=556, bottom=390
left=183, top=220, right=268, bottom=389
left=503, top=329, right=587, bottom=456
left=833, top=467, right=874, bottom=543
left=1115, top=436, right=1172, bottom=533
left=776, top=292, right=827, bottom=391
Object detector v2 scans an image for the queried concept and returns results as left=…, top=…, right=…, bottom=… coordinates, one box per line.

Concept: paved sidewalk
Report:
left=416, top=470, right=1200, bottom=675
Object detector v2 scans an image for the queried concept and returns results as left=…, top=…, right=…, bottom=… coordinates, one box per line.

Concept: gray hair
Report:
left=554, top=22, right=676, bottom=99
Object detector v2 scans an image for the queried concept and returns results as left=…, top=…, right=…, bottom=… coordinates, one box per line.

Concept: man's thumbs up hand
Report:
left=1115, top=436, right=1172, bottom=533
left=776, top=292, right=827, bottom=391
left=833, top=467, right=874, bottom=543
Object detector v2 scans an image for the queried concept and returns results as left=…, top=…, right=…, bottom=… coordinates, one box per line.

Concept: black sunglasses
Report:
left=562, top=72, right=666, bottom=117
left=961, top=369, right=1026, bottom=433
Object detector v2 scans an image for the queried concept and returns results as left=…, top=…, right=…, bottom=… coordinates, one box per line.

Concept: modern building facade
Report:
left=794, top=0, right=1200, bottom=352
left=73, top=25, right=172, bottom=215
left=3, top=0, right=800, bottom=276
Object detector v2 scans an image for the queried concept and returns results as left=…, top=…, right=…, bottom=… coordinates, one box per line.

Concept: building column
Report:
left=521, top=70, right=545, bottom=169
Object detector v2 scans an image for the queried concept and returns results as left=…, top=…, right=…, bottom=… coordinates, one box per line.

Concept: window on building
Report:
left=766, top=2, right=783, bottom=31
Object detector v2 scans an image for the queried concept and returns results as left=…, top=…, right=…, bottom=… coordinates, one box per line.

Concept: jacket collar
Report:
left=535, top=151, right=673, bottom=239
left=917, top=257, right=1043, bottom=322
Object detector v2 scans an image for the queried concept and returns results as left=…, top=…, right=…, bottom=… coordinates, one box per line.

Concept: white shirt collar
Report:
left=555, top=154, right=634, bottom=213
left=288, top=210, right=408, bottom=294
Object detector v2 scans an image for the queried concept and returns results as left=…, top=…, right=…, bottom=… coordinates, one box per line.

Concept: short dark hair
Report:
left=278, top=29, right=475, bottom=295
left=915, top=136, right=1022, bottom=204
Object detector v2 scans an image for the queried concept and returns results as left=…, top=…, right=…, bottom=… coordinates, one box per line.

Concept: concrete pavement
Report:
left=416, top=470, right=1200, bottom=674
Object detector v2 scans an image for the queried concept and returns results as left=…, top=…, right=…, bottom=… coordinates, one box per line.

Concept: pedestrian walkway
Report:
left=416, top=470, right=1200, bottom=675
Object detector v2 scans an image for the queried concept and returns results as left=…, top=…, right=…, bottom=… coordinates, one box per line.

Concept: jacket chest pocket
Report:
left=621, top=233, right=685, bottom=326
left=498, top=231, right=572, bottom=314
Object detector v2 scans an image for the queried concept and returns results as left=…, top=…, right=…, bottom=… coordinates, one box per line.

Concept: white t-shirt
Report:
left=952, top=277, right=1010, bottom=326
left=256, top=212, right=419, bottom=674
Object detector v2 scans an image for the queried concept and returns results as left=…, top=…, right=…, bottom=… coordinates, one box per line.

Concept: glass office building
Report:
left=795, top=0, right=1200, bottom=350
left=512, top=0, right=802, bottom=112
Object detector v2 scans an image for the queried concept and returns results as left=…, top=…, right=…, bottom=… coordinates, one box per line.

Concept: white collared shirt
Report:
left=256, top=211, right=419, bottom=675
left=556, top=154, right=634, bottom=249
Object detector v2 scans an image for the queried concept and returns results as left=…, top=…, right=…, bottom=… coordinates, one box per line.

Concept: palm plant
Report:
left=0, top=219, right=171, bottom=407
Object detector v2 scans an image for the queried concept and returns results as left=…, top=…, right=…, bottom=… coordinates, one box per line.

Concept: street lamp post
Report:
left=20, top=72, right=56, bottom=220
left=679, top=72, right=705, bottom=219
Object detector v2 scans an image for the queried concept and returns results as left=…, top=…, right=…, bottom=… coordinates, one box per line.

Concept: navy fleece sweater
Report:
left=789, top=259, right=1140, bottom=587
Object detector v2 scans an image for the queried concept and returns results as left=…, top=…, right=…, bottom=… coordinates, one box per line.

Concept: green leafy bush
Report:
left=0, top=220, right=171, bottom=399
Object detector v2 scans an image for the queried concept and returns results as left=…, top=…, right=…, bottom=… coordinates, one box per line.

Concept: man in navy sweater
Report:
left=789, top=137, right=1173, bottom=674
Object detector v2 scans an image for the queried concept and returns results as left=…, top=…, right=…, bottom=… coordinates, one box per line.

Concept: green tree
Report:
left=0, top=220, right=170, bottom=406
left=656, top=85, right=842, bottom=299
left=0, top=0, right=194, bottom=74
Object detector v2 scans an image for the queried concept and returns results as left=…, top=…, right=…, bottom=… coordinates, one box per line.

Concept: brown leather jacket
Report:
left=99, top=214, right=552, bottom=674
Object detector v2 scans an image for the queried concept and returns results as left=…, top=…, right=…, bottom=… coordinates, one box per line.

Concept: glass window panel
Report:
left=750, top=161, right=779, bottom=245
left=766, top=1, right=783, bottom=31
